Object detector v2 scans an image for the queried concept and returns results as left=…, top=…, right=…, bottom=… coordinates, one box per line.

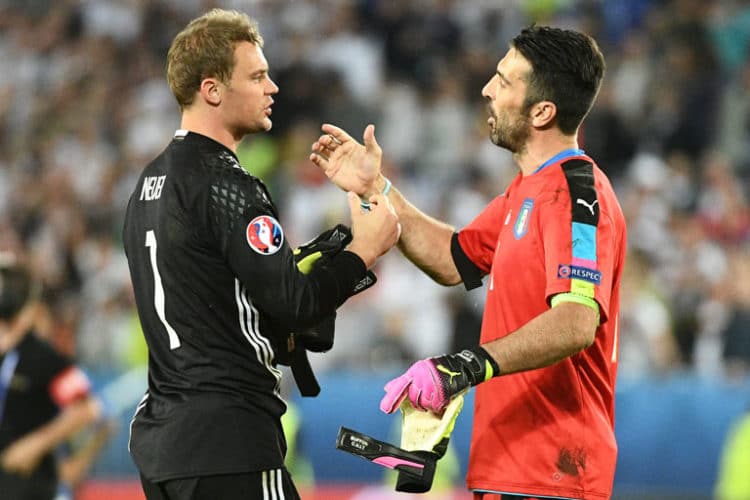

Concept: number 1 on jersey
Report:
left=145, top=230, right=181, bottom=349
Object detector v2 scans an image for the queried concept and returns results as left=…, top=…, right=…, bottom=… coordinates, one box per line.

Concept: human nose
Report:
left=481, top=76, right=494, bottom=100
left=267, top=77, right=279, bottom=95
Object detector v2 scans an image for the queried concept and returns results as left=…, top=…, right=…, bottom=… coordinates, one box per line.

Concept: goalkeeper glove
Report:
left=275, top=224, right=378, bottom=396
left=380, top=347, right=500, bottom=414
left=394, top=390, right=466, bottom=492
left=292, top=224, right=376, bottom=351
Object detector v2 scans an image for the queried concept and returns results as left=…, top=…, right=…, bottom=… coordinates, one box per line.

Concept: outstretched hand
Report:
left=310, top=124, right=383, bottom=198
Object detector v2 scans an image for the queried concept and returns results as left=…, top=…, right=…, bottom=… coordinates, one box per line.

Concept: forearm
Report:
left=58, top=421, right=114, bottom=487
left=384, top=181, right=461, bottom=286
left=482, top=302, right=598, bottom=375
left=23, top=397, right=101, bottom=457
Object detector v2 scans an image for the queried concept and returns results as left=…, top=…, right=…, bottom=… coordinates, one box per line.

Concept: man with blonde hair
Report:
left=123, top=9, right=399, bottom=500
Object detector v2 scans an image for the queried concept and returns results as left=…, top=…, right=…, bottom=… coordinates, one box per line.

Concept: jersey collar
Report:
left=531, top=148, right=585, bottom=175
left=173, top=129, right=240, bottom=162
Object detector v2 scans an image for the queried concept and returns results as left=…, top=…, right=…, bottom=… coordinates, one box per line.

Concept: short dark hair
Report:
left=512, top=26, right=605, bottom=135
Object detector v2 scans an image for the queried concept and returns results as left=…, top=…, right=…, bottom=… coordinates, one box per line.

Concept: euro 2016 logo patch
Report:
left=513, top=198, right=534, bottom=239
left=246, top=215, right=284, bottom=255
left=557, top=264, right=602, bottom=284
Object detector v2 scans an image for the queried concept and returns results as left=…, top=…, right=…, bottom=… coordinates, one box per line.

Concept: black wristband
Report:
left=468, top=346, right=501, bottom=380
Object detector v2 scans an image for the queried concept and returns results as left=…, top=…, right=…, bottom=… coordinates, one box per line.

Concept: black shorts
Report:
left=140, top=469, right=300, bottom=500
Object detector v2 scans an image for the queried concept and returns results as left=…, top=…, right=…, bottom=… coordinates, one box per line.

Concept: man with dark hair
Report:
left=123, top=8, right=399, bottom=500
left=0, top=254, right=101, bottom=500
left=312, top=26, right=626, bottom=500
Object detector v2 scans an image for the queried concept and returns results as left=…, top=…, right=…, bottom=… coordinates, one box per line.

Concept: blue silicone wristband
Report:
left=360, top=177, right=392, bottom=210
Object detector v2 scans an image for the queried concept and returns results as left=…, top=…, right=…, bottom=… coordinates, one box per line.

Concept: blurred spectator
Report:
left=0, top=254, right=102, bottom=500
left=720, top=249, right=750, bottom=378
left=618, top=251, right=679, bottom=377
left=715, top=56, right=750, bottom=175
left=664, top=211, right=728, bottom=367
left=695, top=151, right=750, bottom=245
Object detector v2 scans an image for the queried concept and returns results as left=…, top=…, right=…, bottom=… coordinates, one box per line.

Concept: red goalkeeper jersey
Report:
left=457, top=151, right=626, bottom=499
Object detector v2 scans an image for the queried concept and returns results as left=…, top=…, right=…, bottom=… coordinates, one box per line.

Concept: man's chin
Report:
left=242, top=120, right=273, bottom=135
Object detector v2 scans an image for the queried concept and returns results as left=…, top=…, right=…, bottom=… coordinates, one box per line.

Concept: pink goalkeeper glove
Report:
left=379, top=347, right=500, bottom=414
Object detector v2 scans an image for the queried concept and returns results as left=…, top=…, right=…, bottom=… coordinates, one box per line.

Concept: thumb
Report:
left=363, top=124, right=380, bottom=154
left=380, top=374, right=411, bottom=414
left=347, top=191, right=362, bottom=218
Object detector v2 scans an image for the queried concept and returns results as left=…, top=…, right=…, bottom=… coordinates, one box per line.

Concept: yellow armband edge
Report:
left=551, top=292, right=600, bottom=324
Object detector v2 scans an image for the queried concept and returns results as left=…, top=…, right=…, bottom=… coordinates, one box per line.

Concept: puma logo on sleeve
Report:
left=576, top=198, right=598, bottom=215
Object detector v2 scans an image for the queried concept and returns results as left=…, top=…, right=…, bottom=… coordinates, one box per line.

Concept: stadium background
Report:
left=1, top=0, right=749, bottom=498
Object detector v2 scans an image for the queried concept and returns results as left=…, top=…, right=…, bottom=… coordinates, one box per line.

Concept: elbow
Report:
left=560, top=324, right=594, bottom=356
left=574, top=325, right=596, bottom=351
left=557, top=302, right=598, bottom=353
left=571, top=312, right=599, bottom=352
left=432, top=273, right=461, bottom=287
left=425, top=267, right=464, bottom=287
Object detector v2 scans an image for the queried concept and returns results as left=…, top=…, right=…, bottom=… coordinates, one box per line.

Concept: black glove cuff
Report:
left=462, top=346, right=501, bottom=384
left=395, top=450, right=439, bottom=493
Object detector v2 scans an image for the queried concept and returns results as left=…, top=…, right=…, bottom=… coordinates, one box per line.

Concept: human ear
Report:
left=531, top=101, right=556, bottom=128
left=199, top=78, right=222, bottom=106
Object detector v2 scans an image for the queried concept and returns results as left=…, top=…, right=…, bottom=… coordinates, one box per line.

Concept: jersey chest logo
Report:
left=246, top=215, right=284, bottom=255
left=513, top=198, right=534, bottom=239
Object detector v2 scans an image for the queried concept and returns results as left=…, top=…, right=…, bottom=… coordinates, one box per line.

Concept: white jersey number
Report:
left=145, top=230, right=181, bottom=349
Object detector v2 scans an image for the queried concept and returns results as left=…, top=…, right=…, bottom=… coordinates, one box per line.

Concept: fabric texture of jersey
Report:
left=456, top=153, right=626, bottom=500
left=0, top=332, right=90, bottom=499
left=123, top=131, right=367, bottom=482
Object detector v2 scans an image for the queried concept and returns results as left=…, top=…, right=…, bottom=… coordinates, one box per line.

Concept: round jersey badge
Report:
left=557, top=264, right=571, bottom=278
left=246, top=215, right=284, bottom=255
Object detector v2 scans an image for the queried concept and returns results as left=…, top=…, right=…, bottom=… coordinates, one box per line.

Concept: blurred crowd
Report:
left=1, top=0, right=749, bottom=384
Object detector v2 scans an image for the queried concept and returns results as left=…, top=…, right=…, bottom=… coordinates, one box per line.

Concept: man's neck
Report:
left=514, top=131, right=580, bottom=176
left=180, top=112, right=240, bottom=153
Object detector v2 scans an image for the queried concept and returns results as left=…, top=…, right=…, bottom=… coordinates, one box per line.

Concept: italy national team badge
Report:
left=513, top=198, right=534, bottom=239
left=246, top=215, right=284, bottom=255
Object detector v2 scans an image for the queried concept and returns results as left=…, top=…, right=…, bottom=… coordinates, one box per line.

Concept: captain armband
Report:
left=551, top=292, right=600, bottom=324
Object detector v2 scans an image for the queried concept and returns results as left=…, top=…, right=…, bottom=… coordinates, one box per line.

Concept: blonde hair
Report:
left=166, top=9, right=264, bottom=109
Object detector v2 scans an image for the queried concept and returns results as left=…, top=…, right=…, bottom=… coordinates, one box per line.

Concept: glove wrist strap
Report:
left=465, top=346, right=501, bottom=384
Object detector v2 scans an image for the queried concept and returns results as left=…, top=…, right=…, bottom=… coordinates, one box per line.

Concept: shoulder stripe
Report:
left=562, top=159, right=599, bottom=226
left=561, top=159, right=599, bottom=298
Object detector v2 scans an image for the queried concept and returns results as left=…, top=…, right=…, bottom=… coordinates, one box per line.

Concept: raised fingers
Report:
left=321, top=123, right=355, bottom=144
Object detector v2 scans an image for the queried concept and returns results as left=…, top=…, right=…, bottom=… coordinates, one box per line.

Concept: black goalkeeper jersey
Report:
left=123, top=130, right=367, bottom=481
